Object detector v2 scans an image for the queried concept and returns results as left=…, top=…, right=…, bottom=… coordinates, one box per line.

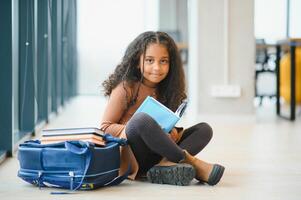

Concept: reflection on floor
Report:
left=0, top=95, right=301, bottom=200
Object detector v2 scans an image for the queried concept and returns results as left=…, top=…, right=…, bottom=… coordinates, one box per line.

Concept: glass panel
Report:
left=0, top=0, right=13, bottom=154
left=18, top=0, right=35, bottom=138
left=50, top=0, right=58, bottom=112
left=37, top=0, right=49, bottom=123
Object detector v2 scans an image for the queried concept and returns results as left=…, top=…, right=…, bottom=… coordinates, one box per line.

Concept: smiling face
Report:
left=139, top=43, right=170, bottom=87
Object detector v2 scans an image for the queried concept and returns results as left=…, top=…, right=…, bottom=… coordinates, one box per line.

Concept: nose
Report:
left=153, top=61, right=161, bottom=71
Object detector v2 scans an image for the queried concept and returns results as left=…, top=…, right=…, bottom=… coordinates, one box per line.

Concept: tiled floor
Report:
left=1, top=96, right=301, bottom=200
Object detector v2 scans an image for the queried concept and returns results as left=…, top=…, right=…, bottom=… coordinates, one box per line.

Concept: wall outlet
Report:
left=211, top=85, right=241, bottom=98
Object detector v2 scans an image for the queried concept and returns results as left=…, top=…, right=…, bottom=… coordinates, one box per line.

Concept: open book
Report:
left=134, top=96, right=188, bottom=133
left=40, top=127, right=105, bottom=146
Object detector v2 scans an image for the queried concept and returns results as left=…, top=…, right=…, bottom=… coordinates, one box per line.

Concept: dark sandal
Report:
left=206, top=164, right=225, bottom=186
left=146, top=163, right=195, bottom=186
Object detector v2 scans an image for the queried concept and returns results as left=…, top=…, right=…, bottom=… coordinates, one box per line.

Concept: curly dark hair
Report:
left=102, top=31, right=186, bottom=112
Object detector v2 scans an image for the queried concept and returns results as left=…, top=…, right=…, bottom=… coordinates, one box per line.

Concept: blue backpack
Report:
left=17, top=134, right=130, bottom=193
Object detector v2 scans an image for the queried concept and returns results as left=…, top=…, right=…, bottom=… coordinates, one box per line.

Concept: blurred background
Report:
left=1, top=2, right=301, bottom=197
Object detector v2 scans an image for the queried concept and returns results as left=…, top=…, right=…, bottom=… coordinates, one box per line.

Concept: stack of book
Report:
left=40, top=127, right=105, bottom=146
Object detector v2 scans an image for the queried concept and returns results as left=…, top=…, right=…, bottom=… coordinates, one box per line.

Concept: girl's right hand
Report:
left=168, top=128, right=179, bottom=143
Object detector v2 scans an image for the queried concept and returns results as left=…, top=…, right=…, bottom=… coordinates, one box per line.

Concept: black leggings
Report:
left=125, top=112, right=213, bottom=175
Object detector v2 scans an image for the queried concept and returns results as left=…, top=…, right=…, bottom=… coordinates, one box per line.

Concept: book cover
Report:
left=40, top=138, right=105, bottom=146
left=134, top=96, right=188, bottom=133
left=40, top=127, right=105, bottom=146
left=42, top=127, right=103, bottom=137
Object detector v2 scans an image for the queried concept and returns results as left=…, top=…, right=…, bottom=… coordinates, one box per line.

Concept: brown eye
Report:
left=145, top=58, right=154, bottom=64
left=160, top=59, right=169, bottom=64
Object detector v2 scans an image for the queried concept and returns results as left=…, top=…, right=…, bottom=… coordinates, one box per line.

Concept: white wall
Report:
left=254, top=0, right=287, bottom=43
left=159, top=0, right=188, bottom=43
left=159, top=0, right=177, bottom=31
left=289, top=0, right=301, bottom=38
left=77, top=0, right=159, bottom=95
left=255, top=0, right=301, bottom=42
left=188, top=0, right=255, bottom=115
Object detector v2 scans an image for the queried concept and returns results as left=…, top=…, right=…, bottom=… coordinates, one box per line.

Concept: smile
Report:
left=150, top=74, right=162, bottom=76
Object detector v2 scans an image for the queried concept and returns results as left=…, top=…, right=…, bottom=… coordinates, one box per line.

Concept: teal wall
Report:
left=0, top=0, right=78, bottom=156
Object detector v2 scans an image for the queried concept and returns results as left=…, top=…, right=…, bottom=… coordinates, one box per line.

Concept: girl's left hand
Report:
left=168, top=128, right=179, bottom=142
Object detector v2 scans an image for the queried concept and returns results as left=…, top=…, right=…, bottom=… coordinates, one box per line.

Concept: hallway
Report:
left=1, top=96, right=300, bottom=200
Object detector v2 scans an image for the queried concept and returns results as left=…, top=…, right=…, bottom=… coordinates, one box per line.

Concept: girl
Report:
left=100, top=31, right=224, bottom=186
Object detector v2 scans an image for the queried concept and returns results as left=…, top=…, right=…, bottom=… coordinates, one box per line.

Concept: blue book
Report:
left=134, top=96, right=188, bottom=133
